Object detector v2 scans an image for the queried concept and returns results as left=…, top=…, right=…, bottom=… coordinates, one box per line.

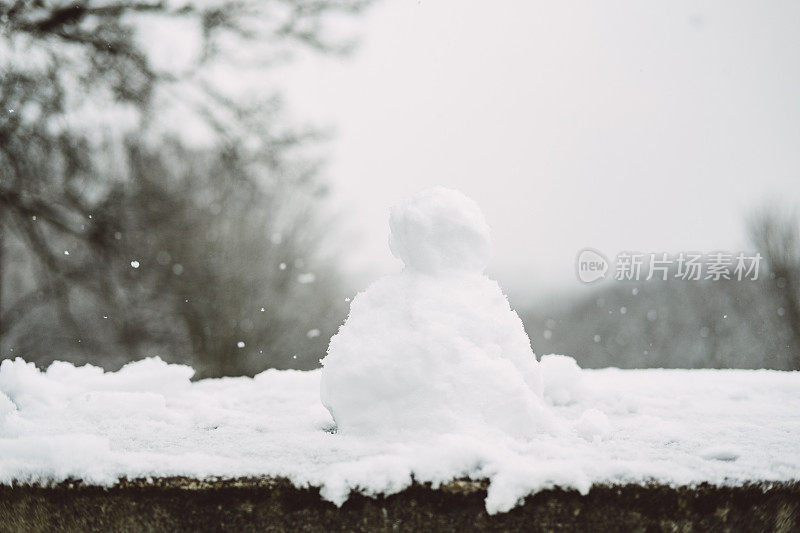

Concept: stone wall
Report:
left=1, top=478, right=797, bottom=532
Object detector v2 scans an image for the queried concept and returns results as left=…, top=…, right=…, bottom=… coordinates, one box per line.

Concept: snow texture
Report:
left=321, top=186, right=548, bottom=438
left=1, top=357, right=799, bottom=514
left=540, top=354, right=584, bottom=406
left=387, top=186, right=492, bottom=274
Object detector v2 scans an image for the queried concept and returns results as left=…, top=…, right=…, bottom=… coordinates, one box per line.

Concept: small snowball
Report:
left=130, top=260, right=140, bottom=268
left=540, top=355, right=584, bottom=406
left=237, top=341, right=245, bottom=348
left=388, top=186, right=491, bottom=274
left=575, top=408, right=611, bottom=441
left=306, top=329, right=321, bottom=338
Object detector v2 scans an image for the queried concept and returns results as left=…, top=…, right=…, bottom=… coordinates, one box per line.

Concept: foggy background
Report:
left=2, top=0, right=799, bottom=376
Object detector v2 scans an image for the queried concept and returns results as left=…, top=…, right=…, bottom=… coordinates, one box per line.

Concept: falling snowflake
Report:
left=297, top=273, right=316, bottom=284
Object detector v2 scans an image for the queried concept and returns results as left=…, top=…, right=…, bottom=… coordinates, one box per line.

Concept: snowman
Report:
left=320, top=187, right=553, bottom=438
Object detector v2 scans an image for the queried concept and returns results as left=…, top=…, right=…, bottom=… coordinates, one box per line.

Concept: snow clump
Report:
left=321, top=187, right=552, bottom=438
left=540, top=354, right=584, bottom=406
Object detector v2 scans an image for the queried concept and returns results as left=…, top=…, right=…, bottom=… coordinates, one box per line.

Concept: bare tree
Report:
left=749, top=205, right=800, bottom=370
left=0, top=0, right=368, bottom=374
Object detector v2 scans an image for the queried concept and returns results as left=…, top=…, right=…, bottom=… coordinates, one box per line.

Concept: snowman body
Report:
left=320, top=187, right=548, bottom=437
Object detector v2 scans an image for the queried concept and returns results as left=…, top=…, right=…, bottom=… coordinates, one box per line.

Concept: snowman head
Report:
left=389, top=186, right=492, bottom=274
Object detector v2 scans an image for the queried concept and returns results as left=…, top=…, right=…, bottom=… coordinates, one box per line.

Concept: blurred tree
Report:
left=520, top=270, right=792, bottom=370
left=0, top=0, right=367, bottom=376
left=749, top=205, right=800, bottom=370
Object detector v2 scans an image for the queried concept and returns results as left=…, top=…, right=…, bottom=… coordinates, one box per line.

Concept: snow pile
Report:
left=574, top=409, right=611, bottom=442
left=540, top=354, right=585, bottom=406
left=1, top=357, right=799, bottom=513
left=321, top=187, right=550, bottom=438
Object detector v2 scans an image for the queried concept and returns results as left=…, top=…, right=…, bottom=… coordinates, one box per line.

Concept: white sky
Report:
left=276, top=0, right=800, bottom=298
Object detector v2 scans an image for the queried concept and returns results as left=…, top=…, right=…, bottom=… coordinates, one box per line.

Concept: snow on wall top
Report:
left=1, top=356, right=799, bottom=514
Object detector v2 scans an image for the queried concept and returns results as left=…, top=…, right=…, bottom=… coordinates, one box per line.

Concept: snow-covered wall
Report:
left=1, top=357, right=799, bottom=515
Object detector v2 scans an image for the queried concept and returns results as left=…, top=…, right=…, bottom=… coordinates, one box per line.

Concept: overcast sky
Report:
left=277, top=0, right=800, bottom=299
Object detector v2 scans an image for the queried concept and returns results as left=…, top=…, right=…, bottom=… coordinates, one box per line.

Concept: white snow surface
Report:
left=1, top=356, right=799, bottom=514
left=322, top=186, right=548, bottom=438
